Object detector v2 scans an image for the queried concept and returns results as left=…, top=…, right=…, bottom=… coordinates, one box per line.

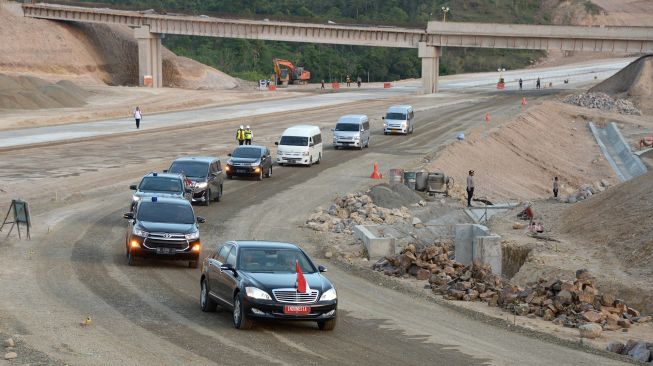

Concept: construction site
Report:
left=1, top=0, right=653, bottom=365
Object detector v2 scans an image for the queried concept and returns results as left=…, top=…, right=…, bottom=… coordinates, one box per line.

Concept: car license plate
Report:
left=156, top=247, right=175, bottom=255
left=283, top=305, right=310, bottom=314
left=236, top=169, right=248, bottom=173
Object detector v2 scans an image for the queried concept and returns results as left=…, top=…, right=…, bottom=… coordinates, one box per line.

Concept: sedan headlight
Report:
left=132, top=195, right=140, bottom=202
left=133, top=227, right=149, bottom=237
left=319, top=288, right=337, bottom=301
left=245, top=287, right=271, bottom=300
left=185, top=231, right=199, bottom=240
left=195, top=181, right=208, bottom=189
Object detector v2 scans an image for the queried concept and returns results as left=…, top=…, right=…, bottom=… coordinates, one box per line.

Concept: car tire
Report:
left=307, top=157, right=313, bottom=167
left=216, top=184, right=222, bottom=202
left=127, top=250, right=136, bottom=266
left=278, top=163, right=284, bottom=166
left=315, top=153, right=321, bottom=164
left=333, top=145, right=338, bottom=150
left=200, top=279, right=217, bottom=312
left=265, top=166, right=272, bottom=178
left=189, top=260, right=198, bottom=268
left=317, top=318, right=337, bottom=331
left=366, top=138, right=370, bottom=148
left=358, top=143, right=363, bottom=150
left=227, top=174, right=233, bottom=180
left=233, top=292, right=253, bottom=330
left=203, top=189, right=210, bottom=206
left=257, top=169, right=263, bottom=181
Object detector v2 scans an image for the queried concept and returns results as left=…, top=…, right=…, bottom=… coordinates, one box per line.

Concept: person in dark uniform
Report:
left=466, top=170, right=475, bottom=207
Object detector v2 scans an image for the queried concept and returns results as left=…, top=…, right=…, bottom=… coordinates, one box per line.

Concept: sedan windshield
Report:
left=139, top=177, right=183, bottom=193
left=386, top=112, right=406, bottom=120
left=137, top=202, right=195, bottom=224
left=335, top=123, right=360, bottom=132
left=279, top=136, right=308, bottom=146
left=238, top=248, right=316, bottom=273
left=232, top=147, right=262, bottom=159
left=169, top=161, right=208, bottom=178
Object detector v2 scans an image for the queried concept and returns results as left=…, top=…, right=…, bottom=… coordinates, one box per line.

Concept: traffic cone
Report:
left=521, top=97, right=527, bottom=106
left=485, top=112, right=491, bottom=123
left=370, top=162, right=382, bottom=179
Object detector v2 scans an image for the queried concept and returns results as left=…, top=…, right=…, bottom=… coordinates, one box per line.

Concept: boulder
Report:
left=415, top=269, right=431, bottom=281
left=628, top=342, right=651, bottom=363
left=582, top=310, right=603, bottom=323
left=606, top=341, right=625, bottom=354
left=3, top=338, right=14, bottom=348
left=578, top=323, right=602, bottom=339
left=4, top=352, right=17, bottom=360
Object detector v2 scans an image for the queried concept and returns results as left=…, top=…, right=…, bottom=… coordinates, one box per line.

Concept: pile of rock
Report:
left=4, top=338, right=17, bottom=361
left=562, top=92, right=641, bottom=115
left=374, top=245, right=648, bottom=333
left=566, top=180, right=610, bottom=203
left=305, top=192, right=412, bottom=234
left=607, top=340, right=653, bottom=363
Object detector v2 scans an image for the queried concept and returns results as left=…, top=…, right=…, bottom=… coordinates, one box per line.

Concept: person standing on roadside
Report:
left=321, top=80, right=325, bottom=89
left=133, top=106, right=142, bottom=129
left=346, top=75, right=351, bottom=87
left=466, top=170, right=475, bottom=207
left=236, top=125, right=246, bottom=145
left=553, top=176, right=560, bottom=198
left=519, top=78, right=523, bottom=90
left=244, top=125, right=253, bottom=145
left=357, top=76, right=362, bottom=88
left=536, top=77, right=541, bottom=90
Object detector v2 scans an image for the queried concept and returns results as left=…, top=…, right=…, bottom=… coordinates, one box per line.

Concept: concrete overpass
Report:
left=22, top=3, right=653, bottom=92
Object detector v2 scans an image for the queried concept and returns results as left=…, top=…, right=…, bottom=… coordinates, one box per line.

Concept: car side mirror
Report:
left=163, top=169, right=168, bottom=173
left=381, top=116, right=385, bottom=120
left=129, top=184, right=137, bottom=190
left=318, top=265, right=327, bottom=272
left=330, top=128, right=335, bottom=132
left=185, top=188, right=193, bottom=193
left=123, top=212, right=134, bottom=219
left=220, top=263, right=235, bottom=273
left=227, top=153, right=232, bottom=156
left=196, top=216, right=206, bottom=224
left=274, top=141, right=279, bottom=146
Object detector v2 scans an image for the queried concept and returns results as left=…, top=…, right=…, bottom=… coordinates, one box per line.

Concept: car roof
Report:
left=141, top=172, right=184, bottom=179
left=233, top=145, right=266, bottom=151
left=388, top=105, right=413, bottom=112
left=137, top=196, right=192, bottom=206
left=337, top=114, right=368, bottom=123
left=227, top=240, right=301, bottom=250
left=172, top=156, right=219, bottom=163
left=282, top=125, right=320, bottom=136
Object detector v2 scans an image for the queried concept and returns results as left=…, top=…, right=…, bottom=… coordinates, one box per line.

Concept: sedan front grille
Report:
left=272, top=288, right=319, bottom=304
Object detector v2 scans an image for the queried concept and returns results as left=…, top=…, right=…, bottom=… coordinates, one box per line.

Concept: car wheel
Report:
left=203, top=189, right=210, bottom=206
left=265, top=166, right=272, bottom=178
left=315, top=153, right=321, bottom=164
left=127, top=250, right=136, bottom=266
left=257, top=169, right=263, bottom=181
left=358, top=142, right=363, bottom=150
left=366, top=138, right=370, bottom=148
left=307, top=157, right=313, bottom=167
left=189, top=260, right=198, bottom=268
left=227, top=174, right=233, bottom=180
left=216, top=184, right=222, bottom=202
left=317, top=318, right=337, bottom=331
left=333, top=146, right=338, bottom=150
left=200, top=279, right=217, bottom=312
left=278, top=162, right=284, bottom=166
left=233, top=292, right=253, bottom=330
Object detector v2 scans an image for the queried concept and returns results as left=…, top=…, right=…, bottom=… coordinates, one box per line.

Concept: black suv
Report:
left=167, top=156, right=224, bottom=206
left=225, top=145, right=273, bottom=181
left=129, top=172, right=192, bottom=210
left=200, top=241, right=337, bottom=330
left=123, top=197, right=205, bottom=268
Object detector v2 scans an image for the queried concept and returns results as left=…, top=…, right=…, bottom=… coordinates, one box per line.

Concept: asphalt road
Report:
left=0, top=85, right=629, bottom=365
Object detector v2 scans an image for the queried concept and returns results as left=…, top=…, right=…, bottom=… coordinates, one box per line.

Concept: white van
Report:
left=275, top=125, right=323, bottom=166
left=382, top=105, right=414, bottom=135
left=332, top=114, right=370, bottom=150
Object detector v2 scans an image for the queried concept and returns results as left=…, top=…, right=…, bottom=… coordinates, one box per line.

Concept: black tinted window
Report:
left=139, top=177, right=182, bottom=193
left=232, top=147, right=262, bottom=158
left=363, top=122, right=370, bottom=130
left=238, top=248, right=315, bottom=273
left=169, top=161, right=208, bottom=178
left=136, top=202, right=195, bottom=224
left=335, top=123, right=359, bottom=131
left=279, top=136, right=308, bottom=146
left=313, top=134, right=322, bottom=144
left=386, top=112, right=406, bottom=120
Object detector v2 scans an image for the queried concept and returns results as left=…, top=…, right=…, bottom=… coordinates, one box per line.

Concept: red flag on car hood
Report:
left=295, top=260, right=311, bottom=293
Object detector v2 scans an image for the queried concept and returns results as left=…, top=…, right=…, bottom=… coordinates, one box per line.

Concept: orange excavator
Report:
left=273, top=58, right=311, bottom=85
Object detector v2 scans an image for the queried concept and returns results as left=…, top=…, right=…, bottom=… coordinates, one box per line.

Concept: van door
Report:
left=313, top=133, right=322, bottom=162
left=408, top=110, right=415, bottom=133
left=363, top=121, right=370, bottom=146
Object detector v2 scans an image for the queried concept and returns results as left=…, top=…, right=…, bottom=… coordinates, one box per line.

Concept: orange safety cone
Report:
left=370, top=162, right=382, bottom=179
left=521, top=97, right=527, bottom=106
left=485, top=112, right=491, bottom=123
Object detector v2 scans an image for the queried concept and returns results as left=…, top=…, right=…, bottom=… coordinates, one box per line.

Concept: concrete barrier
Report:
left=353, top=225, right=396, bottom=261
left=454, top=224, right=502, bottom=275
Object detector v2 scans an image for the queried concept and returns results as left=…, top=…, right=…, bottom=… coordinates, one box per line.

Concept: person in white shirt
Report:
left=134, top=106, right=142, bottom=129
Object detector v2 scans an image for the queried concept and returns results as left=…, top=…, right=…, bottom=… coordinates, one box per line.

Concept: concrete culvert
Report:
left=502, top=242, right=532, bottom=279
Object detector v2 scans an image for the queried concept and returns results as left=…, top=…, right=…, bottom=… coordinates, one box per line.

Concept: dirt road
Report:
left=0, top=89, right=629, bottom=365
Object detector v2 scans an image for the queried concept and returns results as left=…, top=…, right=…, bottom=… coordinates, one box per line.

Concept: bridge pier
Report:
left=419, top=42, right=440, bottom=94
left=134, top=26, right=163, bottom=88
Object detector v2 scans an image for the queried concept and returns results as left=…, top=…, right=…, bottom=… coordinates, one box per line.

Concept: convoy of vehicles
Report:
left=331, top=114, right=370, bottom=150
left=121, top=103, right=414, bottom=330
left=225, top=145, right=273, bottom=180
left=275, top=125, right=323, bottom=166
left=200, top=241, right=337, bottom=330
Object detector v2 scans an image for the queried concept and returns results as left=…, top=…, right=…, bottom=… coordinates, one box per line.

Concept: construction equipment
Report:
left=273, top=58, right=311, bottom=86
left=426, top=172, right=453, bottom=196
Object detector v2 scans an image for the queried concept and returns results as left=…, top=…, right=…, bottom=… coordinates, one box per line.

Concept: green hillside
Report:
left=64, top=0, right=559, bottom=81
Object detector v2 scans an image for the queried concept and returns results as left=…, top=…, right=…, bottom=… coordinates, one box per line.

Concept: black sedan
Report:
left=200, top=241, right=337, bottom=330
left=225, top=145, right=273, bottom=181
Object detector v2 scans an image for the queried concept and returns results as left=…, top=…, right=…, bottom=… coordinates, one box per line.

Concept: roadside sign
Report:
left=1, top=199, right=31, bottom=239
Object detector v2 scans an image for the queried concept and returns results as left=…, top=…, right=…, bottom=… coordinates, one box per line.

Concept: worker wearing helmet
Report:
left=244, top=125, right=253, bottom=145
left=236, top=125, right=246, bottom=145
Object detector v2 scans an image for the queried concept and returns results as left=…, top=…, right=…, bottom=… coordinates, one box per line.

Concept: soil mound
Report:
left=0, top=74, right=89, bottom=109
left=590, top=55, right=653, bottom=114
left=560, top=170, right=653, bottom=274
left=368, top=183, right=422, bottom=209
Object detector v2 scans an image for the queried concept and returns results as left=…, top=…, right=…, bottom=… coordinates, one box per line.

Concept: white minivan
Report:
left=382, top=105, right=414, bottom=135
left=275, top=125, right=323, bottom=166
left=332, top=114, right=370, bottom=150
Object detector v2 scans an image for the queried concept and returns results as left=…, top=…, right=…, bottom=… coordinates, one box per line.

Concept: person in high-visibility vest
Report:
left=244, top=125, right=253, bottom=145
left=236, top=125, right=246, bottom=145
